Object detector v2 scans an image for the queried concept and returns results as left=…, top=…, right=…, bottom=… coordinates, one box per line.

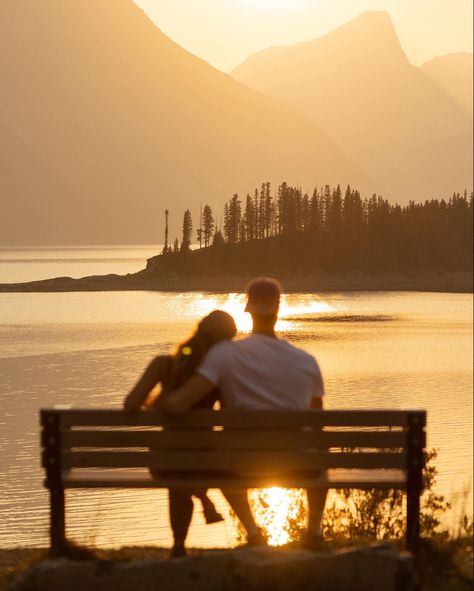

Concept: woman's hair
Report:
left=165, top=310, right=236, bottom=391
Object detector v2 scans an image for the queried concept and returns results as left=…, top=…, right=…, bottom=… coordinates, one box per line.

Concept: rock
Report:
left=9, top=544, right=417, bottom=591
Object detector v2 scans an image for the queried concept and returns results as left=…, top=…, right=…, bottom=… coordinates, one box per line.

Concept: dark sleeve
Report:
left=124, top=355, right=172, bottom=410
left=194, top=387, right=220, bottom=409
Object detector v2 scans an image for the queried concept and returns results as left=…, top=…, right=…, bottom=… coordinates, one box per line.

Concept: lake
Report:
left=0, top=247, right=472, bottom=549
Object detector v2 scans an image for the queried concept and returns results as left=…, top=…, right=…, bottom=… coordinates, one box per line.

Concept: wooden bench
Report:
left=40, top=408, right=426, bottom=556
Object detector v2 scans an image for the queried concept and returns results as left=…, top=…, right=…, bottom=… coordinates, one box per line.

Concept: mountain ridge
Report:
left=420, top=52, right=473, bottom=114
left=232, top=11, right=472, bottom=203
left=235, top=11, right=407, bottom=69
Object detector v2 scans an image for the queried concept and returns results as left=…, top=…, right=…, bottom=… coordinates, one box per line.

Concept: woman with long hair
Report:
left=124, top=310, right=237, bottom=557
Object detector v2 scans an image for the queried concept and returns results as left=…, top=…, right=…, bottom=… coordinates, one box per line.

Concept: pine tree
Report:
left=197, top=204, right=203, bottom=249
left=180, top=209, right=193, bottom=252
left=202, top=204, right=215, bottom=248
left=196, top=227, right=203, bottom=249
left=294, top=187, right=303, bottom=232
left=276, top=182, right=285, bottom=235
left=273, top=190, right=279, bottom=236
left=224, top=194, right=242, bottom=245
left=212, top=229, right=224, bottom=246
left=162, top=209, right=169, bottom=254
left=322, top=185, right=332, bottom=230
left=301, top=193, right=310, bottom=232
left=309, top=188, right=320, bottom=232
left=243, top=193, right=257, bottom=241
left=264, top=182, right=273, bottom=237
left=278, top=182, right=299, bottom=235
left=223, top=203, right=230, bottom=243
left=173, top=237, right=179, bottom=253
left=328, top=184, right=342, bottom=234
left=258, top=183, right=266, bottom=239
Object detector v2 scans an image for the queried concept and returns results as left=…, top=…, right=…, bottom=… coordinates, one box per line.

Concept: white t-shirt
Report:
left=197, top=333, right=324, bottom=410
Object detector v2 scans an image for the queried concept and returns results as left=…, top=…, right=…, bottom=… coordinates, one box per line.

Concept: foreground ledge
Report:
left=9, top=544, right=416, bottom=591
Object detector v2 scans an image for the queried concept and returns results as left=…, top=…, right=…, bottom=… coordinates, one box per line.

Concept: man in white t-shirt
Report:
left=159, top=277, right=328, bottom=549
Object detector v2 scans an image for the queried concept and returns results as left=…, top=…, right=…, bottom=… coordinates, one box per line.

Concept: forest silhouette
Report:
left=151, top=182, right=473, bottom=277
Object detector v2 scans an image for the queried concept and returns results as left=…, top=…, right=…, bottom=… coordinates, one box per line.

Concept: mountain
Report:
left=0, top=0, right=369, bottom=246
left=232, top=11, right=473, bottom=202
left=421, top=53, right=473, bottom=115
left=390, top=133, right=473, bottom=201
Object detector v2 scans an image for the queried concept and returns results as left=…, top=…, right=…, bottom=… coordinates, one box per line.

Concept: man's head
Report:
left=245, top=277, right=282, bottom=332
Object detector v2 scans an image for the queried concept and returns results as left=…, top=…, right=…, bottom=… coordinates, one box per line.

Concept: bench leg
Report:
left=406, top=489, right=420, bottom=555
left=406, top=412, right=425, bottom=556
left=50, top=486, right=66, bottom=557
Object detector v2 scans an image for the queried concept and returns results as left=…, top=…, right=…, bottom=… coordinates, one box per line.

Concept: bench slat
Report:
left=50, top=409, right=424, bottom=428
left=61, top=450, right=406, bottom=471
left=61, top=468, right=407, bottom=490
left=61, top=429, right=407, bottom=450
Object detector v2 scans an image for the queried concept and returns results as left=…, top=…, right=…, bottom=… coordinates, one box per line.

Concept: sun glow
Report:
left=249, top=487, right=307, bottom=546
left=244, top=0, right=303, bottom=9
left=194, top=293, right=334, bottom=333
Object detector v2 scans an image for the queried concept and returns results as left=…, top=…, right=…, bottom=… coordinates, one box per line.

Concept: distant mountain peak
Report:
left=326, top=10, right=397, bottom=37
left=322, top=10, right=406, bottom=62
left=232, top=10, right=406, bottom=74
left=349, top=10, right=393, bottom=24
left=231, top=9, right=472, bottom=203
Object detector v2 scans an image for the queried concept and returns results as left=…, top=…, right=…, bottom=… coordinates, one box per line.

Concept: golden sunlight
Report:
left=249, top=487, right=307, bottom=546
left=244, top=0, right=303, bottom=9
left=189, top=292, right=335, bottom=332
left=217, top=293, right=334, bottom=333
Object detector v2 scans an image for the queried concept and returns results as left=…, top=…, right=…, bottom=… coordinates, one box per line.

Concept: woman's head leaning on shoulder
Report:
left=168, top=310, right=237, bottom=390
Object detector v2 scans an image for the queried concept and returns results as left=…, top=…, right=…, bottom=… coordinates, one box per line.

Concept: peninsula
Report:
left=0, top=269, right=471, bottom=294
left=1, top=182, right=472, bottom=293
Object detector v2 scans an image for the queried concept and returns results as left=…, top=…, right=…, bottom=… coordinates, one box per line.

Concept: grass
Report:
left=418, top=536, right=473, bottom=591
left=0, top=549, right=47, bottom=591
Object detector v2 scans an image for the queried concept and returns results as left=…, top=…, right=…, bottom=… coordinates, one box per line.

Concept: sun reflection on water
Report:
left=190, top=293, right=335, bottom=333
left=249, top=487, right=307, bottom=546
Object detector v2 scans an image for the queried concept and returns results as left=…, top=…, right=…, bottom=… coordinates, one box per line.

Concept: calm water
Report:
left=0, top=245, right=162, bottom=283
left=0, top=248, right=472, bottom=549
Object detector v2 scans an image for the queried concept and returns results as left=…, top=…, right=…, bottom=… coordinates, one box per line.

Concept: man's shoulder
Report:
left=237, top=334, right=318, bottom=365
left=206, top=339, right=235, bottom=358
left=279, top=338, right=312, bottom=355
left=280, top=339, right=319, bottom=366
left=198, top=340, right=235, bottom=379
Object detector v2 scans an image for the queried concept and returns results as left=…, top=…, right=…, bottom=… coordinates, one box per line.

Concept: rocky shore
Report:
left=0, top=270, right=472, bottom=293
left=8, top=544, right=416, bottom=591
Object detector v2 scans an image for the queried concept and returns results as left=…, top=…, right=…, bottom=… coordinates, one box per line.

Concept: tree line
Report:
left=157, top=182, right=473, bottom=274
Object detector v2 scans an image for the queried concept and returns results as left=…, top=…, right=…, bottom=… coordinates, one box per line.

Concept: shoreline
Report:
left=0, top=270, right=472, bottom=294
left=2, top=541, right=473, bottom=591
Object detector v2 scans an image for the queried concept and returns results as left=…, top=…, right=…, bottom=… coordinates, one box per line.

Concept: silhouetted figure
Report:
left=159, top=278, right=328, bottom=550
left=124, top=310, right=237, bottom=557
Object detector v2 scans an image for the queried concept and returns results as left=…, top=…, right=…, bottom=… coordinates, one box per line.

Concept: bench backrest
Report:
left=41, top=409, right=426, bottom=488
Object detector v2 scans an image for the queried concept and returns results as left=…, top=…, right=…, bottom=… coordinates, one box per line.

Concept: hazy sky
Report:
left=136, top=0, right=473, bottom=72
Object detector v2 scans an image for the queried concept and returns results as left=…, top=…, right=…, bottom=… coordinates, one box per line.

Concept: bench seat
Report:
left=62, top=468, right=407, bottom=489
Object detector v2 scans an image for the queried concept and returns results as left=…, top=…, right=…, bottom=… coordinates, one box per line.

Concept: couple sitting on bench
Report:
left=124, top=277, right=327, bottom=557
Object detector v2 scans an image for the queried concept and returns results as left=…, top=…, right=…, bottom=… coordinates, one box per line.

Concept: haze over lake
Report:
left=0, top=248, right=472, bottom=549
